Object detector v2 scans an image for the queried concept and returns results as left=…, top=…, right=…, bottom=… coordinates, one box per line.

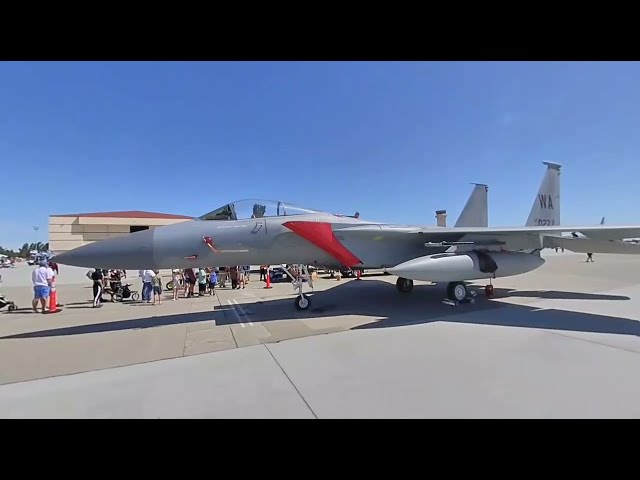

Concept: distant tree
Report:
left=0, top=246, right=18, bottom=257
left=1, top=241, right=49, bottom=258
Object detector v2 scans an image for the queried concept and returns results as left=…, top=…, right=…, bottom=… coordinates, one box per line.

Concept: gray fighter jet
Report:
left=53, top=162, right=640, bottom=310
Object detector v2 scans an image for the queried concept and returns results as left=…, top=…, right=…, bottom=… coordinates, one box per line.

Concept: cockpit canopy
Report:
left=199, top=199, right=323, bottom=221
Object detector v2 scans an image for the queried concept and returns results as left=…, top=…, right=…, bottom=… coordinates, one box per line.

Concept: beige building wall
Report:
left=49, top=215, right=192, bottom=253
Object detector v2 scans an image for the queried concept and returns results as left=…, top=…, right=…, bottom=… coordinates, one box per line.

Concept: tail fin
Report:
left=600, top=216, right=605, bottom=225
left=525, top=161, right=561, bottom=227
left=455, top=183, right=488, bottom=227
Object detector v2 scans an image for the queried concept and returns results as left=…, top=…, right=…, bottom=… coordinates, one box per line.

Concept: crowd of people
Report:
left=28, top=264, right=295, bottom=311
left=167, top=265, right=257, bottom=300
left=26, top=262, right=316, bottom=313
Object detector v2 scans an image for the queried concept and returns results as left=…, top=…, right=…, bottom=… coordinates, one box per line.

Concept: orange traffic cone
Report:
left=264, top=272, right=272, bottom=289
left=48, top=288, right=60, bottom=313
left=356, top=270, right=362, bottom=280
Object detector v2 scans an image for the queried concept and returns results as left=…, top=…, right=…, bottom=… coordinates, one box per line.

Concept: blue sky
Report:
left=1, top=61, right=640, bottom=249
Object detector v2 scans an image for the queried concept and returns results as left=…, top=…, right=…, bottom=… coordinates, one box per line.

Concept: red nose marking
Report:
left=203, top=236, right=220, bottom=253
left=282, top=221, right=361, bottom=267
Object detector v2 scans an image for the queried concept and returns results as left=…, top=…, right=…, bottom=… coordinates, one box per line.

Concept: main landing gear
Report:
left=446, top=282, right=468, bottom=302
left=395, top=277, right=470, bottom=302
left=396, top=277, right=413, bottom=293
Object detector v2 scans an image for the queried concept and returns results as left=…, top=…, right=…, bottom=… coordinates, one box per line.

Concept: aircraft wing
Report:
left=333, top=223, right=640, bottom=253
left=543, top=235, right=640, bottom=254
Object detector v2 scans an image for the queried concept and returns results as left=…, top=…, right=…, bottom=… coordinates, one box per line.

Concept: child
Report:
left=171, top=269, right=181, bottom=301
left=209, top=269, right=218, bottom=296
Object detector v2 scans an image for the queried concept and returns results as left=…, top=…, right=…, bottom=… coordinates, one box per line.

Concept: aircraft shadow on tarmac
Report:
left=2, top=279, right=639, bottom=339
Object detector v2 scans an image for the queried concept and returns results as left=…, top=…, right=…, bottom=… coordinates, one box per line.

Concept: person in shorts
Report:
left=171, top=269, right=182, bottom=301
left=183, top=268, right=196, bottom=297
left=32, top=260, right=53, bottom=313
left=152, top=270, right=163, bottom=305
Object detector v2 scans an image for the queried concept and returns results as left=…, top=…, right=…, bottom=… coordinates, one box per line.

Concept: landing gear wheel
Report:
left=295, top=294, right=311, bottom=311
left=8, top=304, right=17, bottom=311
left=132, top=292, right=140, bottom=301
left=447, top=282, right=467, bottom=302
left=396, top=277, right=414, bottom=293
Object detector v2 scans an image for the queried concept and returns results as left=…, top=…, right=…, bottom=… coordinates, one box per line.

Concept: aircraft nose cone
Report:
left=54, top=228, right=156, bottom=269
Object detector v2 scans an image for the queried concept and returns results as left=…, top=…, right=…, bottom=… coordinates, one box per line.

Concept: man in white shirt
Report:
left=32, top=260, right=53, bottom=313
left=139, top=269, right=156, bottom=302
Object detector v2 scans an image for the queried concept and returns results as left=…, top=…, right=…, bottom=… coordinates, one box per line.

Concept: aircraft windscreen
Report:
left=199, top=199, right=322, bottom=221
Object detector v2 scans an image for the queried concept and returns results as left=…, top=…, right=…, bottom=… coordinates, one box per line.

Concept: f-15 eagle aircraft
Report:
left=53, top=162, right=640, bottom=310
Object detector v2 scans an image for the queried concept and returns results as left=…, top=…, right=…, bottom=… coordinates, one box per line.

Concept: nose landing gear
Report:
left=280, top=264, right=314, bottom=311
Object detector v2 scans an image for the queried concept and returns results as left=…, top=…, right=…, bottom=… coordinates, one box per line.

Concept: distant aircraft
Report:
left=54, top=162, right=640, bottom=310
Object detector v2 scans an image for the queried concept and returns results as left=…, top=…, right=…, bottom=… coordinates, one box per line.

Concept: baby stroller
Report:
left=110, top=282, right=140, bottom=302
left=0, top=275, right=17, bottom=311
left=0, top=293, right=17, bottom=311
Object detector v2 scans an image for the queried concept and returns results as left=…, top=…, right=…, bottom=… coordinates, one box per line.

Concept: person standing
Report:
left=140, top=269, right=155, bottom=302
left=171, top=269, right=182, bottom=301
left=229, top=266, right=239, bottom=289
left=587, top=252, right=594, bottom=262
left=46, top=261, right=58, bottom=310
left=151, top=270, right=163, bottom=305
left=243, top=265, right=251, bottom=284
left=48, top=261, right=59, bottom=275
left=209, top=269, right=218, bottom=296
left=197, top=268, right=207, bottom=296
left=183, top=268, right=196, bottom=297
left=91, top=267, right=104, bottom=308
left=31, top=260, right=53, bottom=313
left=218, top=266, right=228, bottom=288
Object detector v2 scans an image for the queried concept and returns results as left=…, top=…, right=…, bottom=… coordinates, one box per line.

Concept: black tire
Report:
left=294, top=294, right=311, bottom=311
left=396, top=277, right=414, bottom=293
left=447, top=282, right=467, bottom=302
left=132, top=292, right=140, bottom=301
left=8, top=304, right=17, bottom=311
left=166, top=280, right=173, bottom=291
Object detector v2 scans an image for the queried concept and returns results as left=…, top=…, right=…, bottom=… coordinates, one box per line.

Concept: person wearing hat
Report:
left=31, top=260, right=53, bottom=313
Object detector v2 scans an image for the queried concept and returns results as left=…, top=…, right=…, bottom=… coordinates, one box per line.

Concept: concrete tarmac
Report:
left=1, top=251, right=640, bottom=418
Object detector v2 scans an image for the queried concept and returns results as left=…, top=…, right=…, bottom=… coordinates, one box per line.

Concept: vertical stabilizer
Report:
left=455, top=183, right=489, bottom=227
left=525, top=162, right=561, bottom=226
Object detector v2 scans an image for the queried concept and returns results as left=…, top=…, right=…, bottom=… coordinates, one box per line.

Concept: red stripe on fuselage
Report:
left=283, top=221, right=362, bottom=267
